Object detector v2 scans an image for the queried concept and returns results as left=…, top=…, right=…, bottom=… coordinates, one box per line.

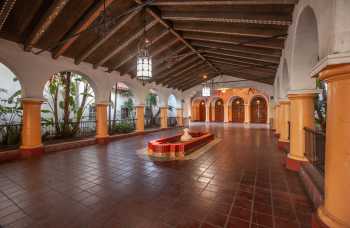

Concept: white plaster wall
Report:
left=275, top=0, right=350, bottom=96
left=0, top=39, right=183, bottom=106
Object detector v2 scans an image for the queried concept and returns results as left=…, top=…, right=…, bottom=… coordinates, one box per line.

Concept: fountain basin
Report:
left=148, top=132, right=214, bottom=158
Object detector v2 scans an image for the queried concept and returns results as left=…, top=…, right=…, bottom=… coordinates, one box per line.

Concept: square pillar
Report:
left=176, top=108, right=184, bottom=127
left=135, top=105, right=145, bottom=131
left=287, top=91, right=317, bottom=171
left=96, top=103, right=109, bottom=144
left=315, top=64, right=350, bottom=228
left=275, top=103, right=281, bottom=137
left=278, top=99, right=290, bottom=148
left=160, top=106, right=168, bottom=128
left=20, top=98, right=44, bottom=157
left=244, top=103, right=250, bottom=123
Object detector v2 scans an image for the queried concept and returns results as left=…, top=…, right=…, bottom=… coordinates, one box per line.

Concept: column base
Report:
left=286, top=154, right=307, bottom=172
left=96, top=136, right=110, bottom=145
left=277, top=140, right=290, bottom=152
left=314, top=206, right=350, bottom=228
left=20, top=145, right=44, bottom=158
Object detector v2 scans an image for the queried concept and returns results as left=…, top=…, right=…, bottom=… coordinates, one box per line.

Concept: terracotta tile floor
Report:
left=0, top=123, right=313, bottom=228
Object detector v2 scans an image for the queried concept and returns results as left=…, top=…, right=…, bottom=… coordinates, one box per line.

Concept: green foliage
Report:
left=112, top=121, right=134, bottom=134
left=146, top=93, right=158, bottom=107
left=314, top=78, right=327, bottom=131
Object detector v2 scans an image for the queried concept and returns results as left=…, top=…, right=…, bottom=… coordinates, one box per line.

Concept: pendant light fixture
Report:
left=136, top=9, right=152, bottom=82
left=202, top=75, right=210, bottom=97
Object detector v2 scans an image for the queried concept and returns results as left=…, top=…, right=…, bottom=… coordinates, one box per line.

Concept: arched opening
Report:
left=191, top=98, right=206, bottom=121
left=280, top=60, right=290, bottom=98
left=145, top=90, right=160, bottom=129
left=0, top=63, right=22, bottom=149
left=214, top=98, right=224, bottom=122
left=231, top=97, right=245, bottom=123
left=250, top=96, right=268, bottom=123
left=108, top=82, right=136, bottom=134
left=41, top=71, right=96, bottom=140
left=167, top=94, right=177, bottom=127
left=292, top=6, right=319, bottom=90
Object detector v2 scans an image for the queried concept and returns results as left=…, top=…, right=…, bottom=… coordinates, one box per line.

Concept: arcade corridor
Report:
left=0, top=123, right=312, bottom=228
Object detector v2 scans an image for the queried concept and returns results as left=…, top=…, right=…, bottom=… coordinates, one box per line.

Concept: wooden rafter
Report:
left=184, top=32, right=284, bottom=50
left=143, top=5, right=219, bottom=73
left=158, top=62, right=206, bottom=85
left=0, top=0, right=16, bottom=31
left=162, top=11, right=291, bottom=26
left=150, top=1, right=298, bottom=6
left=94, top=19, right=158, bottom=69
left=52, top=0, right=115, bottom=59
left=190, top=40, right=281, bottom=57
left=181, top=73, right=218, bottom=91
left=25, top=0, right=70, bottom=51
left=175, top=21, right=286, bottom=38
left=109, top=29, right=170, bottom=72
left=198, top=48, right=280, bottom=64
left=172, top=69, right=214, bottom=88
left=75, top=8, right=141, bottom=65
left=164, top=64, right=210, bottom=86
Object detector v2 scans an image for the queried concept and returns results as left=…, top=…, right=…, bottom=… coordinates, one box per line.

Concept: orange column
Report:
left=286, top=92, right=316, bottom=171
left=176, top=108, right=184, bottom=127
left=96, top=103, right=109, bottom=144
left=135, top=105, right=145, bottom=131
left=244, top=103, right=250, bottom=123
left=278, top=99, right=290, bottom=147
left=20, top=98, right=44, bottom=157
left=205, top=103, right=210, bottom=122
left=275, top=103, right=280, bottom=136
left=160, top=107, right=168, bottom=129
left=315, top=64, right=350, bottom=228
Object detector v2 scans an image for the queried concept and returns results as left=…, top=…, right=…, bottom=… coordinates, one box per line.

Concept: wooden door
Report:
left=232, top=97, right=245, bottom=123
left=250, top=97, right=267, bottom=123
left=215, top=99, right=224, bottom=122
left=199, top=101, right=206, bottom=121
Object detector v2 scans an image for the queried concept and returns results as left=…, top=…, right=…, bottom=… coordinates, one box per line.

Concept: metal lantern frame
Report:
left=136, top=9, right=152, bottom=82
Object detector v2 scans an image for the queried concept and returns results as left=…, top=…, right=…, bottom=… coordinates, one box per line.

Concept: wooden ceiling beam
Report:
left=214, top=63, right=275, bottom=79
left=156, top=60, right=205, bottom=84
left=172, top=70, right=214, bottom=88
left=162, top=64, right=210, bottom=85
left=190, top=40, right=281, bottom=57
left=204, top=54, right=277, bottom=70
left=125, top=44, right=187, bottom=76
left=152, top=54, right=199, bottom=80
left=165, top=68, right=212, bottom=88
left=0, top=0, right=16, bottom=31
left=150, top=1, right=298, bottom=6
left=184, top=32, right=284, bottom=50
left=109, top=29, right=171, bottom=72
left=94, top=19, right=158, bottom=68
left=181, top=73, right=218, bottom=91
left=75, top=8, right=140, bottom=65
left=52, top=0, right=115, bottom=59
left=24, top=0, right=71, bottom=51
left=220, top=71, right=274, bottom=84
left=162, top=11, right=291, bottom=26
left=143, top=5, right=219, bottom=73
left=198, top=48, right=280, bottom=64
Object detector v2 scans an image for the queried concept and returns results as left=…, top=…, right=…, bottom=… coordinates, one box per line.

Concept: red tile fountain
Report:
left=147, top=131, right=214, bottom=159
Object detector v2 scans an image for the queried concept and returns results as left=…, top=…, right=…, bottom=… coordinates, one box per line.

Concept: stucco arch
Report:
left=0, top=61, right=24, bottom=97
left=280, top=60, right=290, bottom=98
left=290, top=6, right=319, bottom=90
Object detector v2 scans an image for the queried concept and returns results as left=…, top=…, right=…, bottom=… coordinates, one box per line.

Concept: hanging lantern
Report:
left=202, top=84, right=211, bottom=97
left=136, top=10, right=152, bottom=82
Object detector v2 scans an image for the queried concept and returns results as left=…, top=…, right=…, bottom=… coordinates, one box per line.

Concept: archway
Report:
left=250, top=96, right=268, bottom=123
left=145, top=90, right=160, bottom=128
left=291, top=6, right=319, bottom=90
left=0, top=63, right=22, bottom=148
left=41, top=71, right=96, bottom=140
left=192, top=98, right=206, bottom=121
left=167, top=94, right=177, bottom=127
left=108, top=82, right=136, bottom=133
left=214, top=98, right=224, bottom=122
left=231, top=97, right=245, bottom=123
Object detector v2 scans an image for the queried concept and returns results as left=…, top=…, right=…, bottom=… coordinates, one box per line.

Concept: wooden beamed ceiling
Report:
left=0, top=0, right=297, bottom=91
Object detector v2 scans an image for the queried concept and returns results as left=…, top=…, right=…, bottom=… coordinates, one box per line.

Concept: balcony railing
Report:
left=108, top=119, right=136, bottom=134
left=304, top=127, right=326, bottom=175
left=168, top=117, right=178, bottom=128
left=0, top=123, right=22, bottom=150
left=41, top=121, right=96, bottom=141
